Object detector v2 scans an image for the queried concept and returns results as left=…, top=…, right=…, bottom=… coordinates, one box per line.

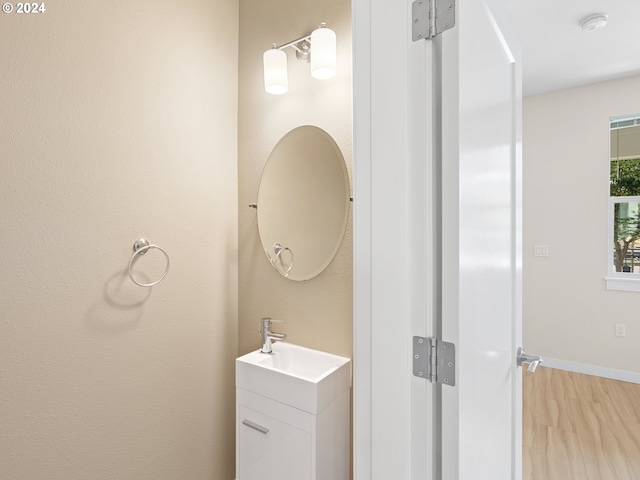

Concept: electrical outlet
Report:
left=615, top=323, right=626, bottom=337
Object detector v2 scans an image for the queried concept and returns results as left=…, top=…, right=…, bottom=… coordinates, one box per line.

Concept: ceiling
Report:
left=507, top=0, right=640, bottom=96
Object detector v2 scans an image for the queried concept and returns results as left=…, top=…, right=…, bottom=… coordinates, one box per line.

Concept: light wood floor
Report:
left=523, top=366, right=640, bottom=480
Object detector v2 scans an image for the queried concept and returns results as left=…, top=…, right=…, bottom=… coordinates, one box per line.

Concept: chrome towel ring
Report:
left=128, top=238, right=170, bottom=287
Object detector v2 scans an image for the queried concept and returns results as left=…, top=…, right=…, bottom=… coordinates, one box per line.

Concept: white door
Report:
left=440, top=0, right=522, bottom=477
left=352, top=0, right=522, bottom=478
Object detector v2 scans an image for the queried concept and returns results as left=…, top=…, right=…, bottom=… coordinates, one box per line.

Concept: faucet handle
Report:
left=261, top=317, right=284, bottom=326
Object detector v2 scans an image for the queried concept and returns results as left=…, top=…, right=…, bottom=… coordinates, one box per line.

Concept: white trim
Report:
left=605, top=276, right=640, bottom=292
left=407, top=23, right=436, bottom=480
left=353, top=0, right=419, bottom=477
left=542, top=357, right=640, bottom=384
left=352, top=0, right=372, bottom=476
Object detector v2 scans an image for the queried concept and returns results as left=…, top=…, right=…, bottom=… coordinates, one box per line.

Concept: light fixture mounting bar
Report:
left=275, top=34, right=312, bottom=51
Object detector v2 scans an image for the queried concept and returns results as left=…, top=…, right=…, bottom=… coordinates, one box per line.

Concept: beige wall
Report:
left=238, top=0, right=352, bottom=357
left=523, top=75, right=640, bottom=372
left=0, top=1, right=238, bottom=479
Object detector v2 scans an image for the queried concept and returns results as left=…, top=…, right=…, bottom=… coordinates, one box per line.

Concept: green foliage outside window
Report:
left=611, top=158, right=640, bottom=196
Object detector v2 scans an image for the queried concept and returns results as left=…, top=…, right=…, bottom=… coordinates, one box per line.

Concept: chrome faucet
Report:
left=260, top=318, right=286, bottom=354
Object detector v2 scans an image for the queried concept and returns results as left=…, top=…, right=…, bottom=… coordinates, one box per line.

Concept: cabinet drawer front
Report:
left=238, top=405, right=312, bottom=480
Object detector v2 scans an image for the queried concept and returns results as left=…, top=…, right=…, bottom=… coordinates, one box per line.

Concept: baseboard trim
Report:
left=542, top=357, right=640, bottom=384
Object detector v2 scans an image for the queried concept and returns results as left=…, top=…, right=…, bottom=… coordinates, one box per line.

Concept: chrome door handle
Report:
left=517, top=346, right=543, bottom=374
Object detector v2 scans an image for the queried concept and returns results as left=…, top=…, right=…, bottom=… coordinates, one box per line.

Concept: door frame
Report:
left=352, top=0, right=522, bottom=478
left=352, top=0, right=436, bottom=477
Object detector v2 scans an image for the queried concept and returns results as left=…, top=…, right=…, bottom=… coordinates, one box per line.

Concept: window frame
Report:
left=606, top=116, right=640, bottom=291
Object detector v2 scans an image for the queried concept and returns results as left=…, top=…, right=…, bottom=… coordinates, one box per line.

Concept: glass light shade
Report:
left=263, top=48, right=288, bottom=95
left=310, top=26, right=336, bottom=80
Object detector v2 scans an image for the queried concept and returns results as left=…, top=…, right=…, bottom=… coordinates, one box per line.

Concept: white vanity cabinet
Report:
left=235, top=343, right=351, bottom=480
left=237, top=394, right=312, bottom=479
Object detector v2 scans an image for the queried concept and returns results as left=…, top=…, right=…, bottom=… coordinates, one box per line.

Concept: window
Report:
left=607, top=115, right=640, bottom=291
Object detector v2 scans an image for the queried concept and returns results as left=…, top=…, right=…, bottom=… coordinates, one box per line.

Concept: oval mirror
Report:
left=257, top=125, right=350, bottom=281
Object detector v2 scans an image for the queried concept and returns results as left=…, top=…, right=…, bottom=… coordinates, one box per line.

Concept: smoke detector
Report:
left=580, top=13, right=608, bottom=32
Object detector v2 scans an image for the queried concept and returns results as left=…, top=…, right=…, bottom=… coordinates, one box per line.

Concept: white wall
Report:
left=523, top=75, right=640, bottom=373
left=237, top=0, right=353, bottom=357
left=0, top=1, right=238, bottom=478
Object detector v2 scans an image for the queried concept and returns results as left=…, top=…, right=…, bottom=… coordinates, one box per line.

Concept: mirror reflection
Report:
left=257, top=125, right=350, bottom=281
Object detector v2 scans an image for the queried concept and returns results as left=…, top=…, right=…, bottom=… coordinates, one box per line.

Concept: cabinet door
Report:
left=238, top=405, right=312, bottom=480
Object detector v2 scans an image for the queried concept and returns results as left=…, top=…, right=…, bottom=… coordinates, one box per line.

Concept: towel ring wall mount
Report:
left=128, top=238, right=170, bottom=287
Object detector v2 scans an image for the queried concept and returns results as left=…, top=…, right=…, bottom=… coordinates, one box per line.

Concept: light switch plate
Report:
left=534, top=245, right=549, bottom=257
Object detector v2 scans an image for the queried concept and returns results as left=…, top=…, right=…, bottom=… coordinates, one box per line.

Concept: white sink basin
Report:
left=236, top=342, right=351, bottom=414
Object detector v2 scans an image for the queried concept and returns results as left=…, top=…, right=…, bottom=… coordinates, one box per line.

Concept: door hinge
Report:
left=413, top=336, right=456, bottom=386
left=412, top=0, right=455, bottom=41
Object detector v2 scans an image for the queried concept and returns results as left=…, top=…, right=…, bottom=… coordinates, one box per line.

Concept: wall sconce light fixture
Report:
left=263, top=23, right=336, bottom=95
